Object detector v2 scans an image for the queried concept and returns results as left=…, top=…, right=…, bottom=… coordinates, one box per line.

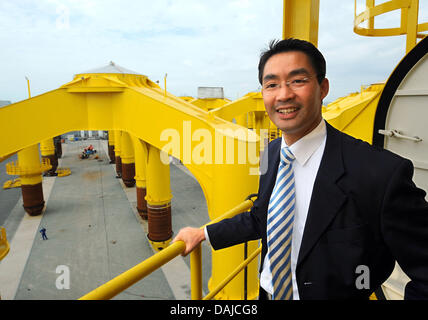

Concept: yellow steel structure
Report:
left=283, top=0, right=320, bottom=45
left=190, top=97, right=231, bottom=112
left=354, top=0, right=428, bottom=53
left=40, top=138, right=57, bottom=175
left=0, top=227, right=10, bottom=261
left=209, top=92, right=272, bottom=154
left=209, top=92, right=265, bottom=122
left=120, top=131, right=134, bottom=168
left=3, top=178, right=21, bottom=189
left=132, top=136, right=148, bottom=192
left=7, top=0, right=425, bottom=301
left=10, top=145, right=50, bottom=186
left=323, top=83, right=385, bottom=144
left=145, top=145, right=172, bottom=207
left=179, top=96, right=194, bottom=102
left=40, top=139, right=56, bottom=162
left=107, top=129, right=116, bottom=161
left=210, top=92, right=282, bottom=141
left=56, top=167, right=71, bottom=177
left=0, top=66, right=260, bottom=299
left=145, top=144, right=173, bottom=250
left=114, top=130, right=122, bottom=161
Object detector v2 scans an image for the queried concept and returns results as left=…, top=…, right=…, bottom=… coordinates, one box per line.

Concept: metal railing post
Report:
left=190, top=243, right=203, bottom=300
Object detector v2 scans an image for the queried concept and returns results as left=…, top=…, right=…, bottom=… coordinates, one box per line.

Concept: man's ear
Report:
left=320, top=78, right=329, bottom=101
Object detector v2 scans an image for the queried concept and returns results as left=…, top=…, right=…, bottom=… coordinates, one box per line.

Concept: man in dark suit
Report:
left=173, top=38, right=428, bottom=299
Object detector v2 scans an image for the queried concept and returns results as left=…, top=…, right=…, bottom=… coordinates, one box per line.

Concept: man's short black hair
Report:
left=258, top=38, right=326, bottom=85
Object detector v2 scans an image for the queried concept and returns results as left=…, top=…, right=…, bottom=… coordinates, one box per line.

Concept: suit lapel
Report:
left=296, top=123, right=347, bottom=268
left=259, top=138, right=281, bottom=208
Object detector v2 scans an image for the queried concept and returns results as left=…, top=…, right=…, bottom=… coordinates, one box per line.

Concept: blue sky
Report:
left=1, top=0, right=427, bottom=104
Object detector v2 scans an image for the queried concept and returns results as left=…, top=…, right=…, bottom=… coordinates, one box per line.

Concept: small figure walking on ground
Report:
left=40, top=227, right=48, bottom=240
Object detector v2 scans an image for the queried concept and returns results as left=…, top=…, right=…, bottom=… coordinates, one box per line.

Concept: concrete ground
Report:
left=0, top=138, right=211, bottom=300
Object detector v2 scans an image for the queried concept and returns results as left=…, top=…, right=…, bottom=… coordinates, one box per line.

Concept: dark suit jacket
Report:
left=207, top=122, right=428, bottom=299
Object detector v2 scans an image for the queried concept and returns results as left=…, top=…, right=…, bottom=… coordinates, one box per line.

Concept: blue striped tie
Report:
left=267, top=147, right=296, bottom=300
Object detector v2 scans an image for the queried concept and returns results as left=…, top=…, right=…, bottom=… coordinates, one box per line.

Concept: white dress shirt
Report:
left=205, top=119, right=327, bottom=300
left=260, top=119, right=327, bottom=299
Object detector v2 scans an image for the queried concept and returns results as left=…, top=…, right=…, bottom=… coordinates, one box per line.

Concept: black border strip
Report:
left=373, top=36, right=428, bottom=147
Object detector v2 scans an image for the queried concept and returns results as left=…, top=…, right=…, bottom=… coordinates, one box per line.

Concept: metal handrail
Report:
left=203, top=246, right=261, bottom=300
left=79, top=199, right=254, bottom=300
left=79, top=241, right=186, bottom=300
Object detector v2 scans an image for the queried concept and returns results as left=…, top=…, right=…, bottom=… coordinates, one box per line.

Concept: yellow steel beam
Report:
left=283, top=0, right=320, bottom=46
left=208, top=92, right=265, bottom=122
left=190, top=98, right=231, bottom=112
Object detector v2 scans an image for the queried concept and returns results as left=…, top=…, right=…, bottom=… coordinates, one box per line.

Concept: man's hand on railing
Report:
left=173, top=227, right=206, bottom=256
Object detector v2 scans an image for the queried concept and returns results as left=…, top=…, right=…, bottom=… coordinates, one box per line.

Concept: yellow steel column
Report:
left=406, top=0, right=419, bottom=53
left=120, top=131, right=136, bottom=187
left=145, top=144, right=173, bottom=251
left=107, top=130, right=116, bottom=164
left=366, top=0, right=375, bottom=30
left=114, top=130, right=122, bottom=178
left=40, top=138, right=58, bottom=176
left=283, top=0, right=320, bottom=46
left=132, top=136, right=148, bottom=220
left=207, top=136, right=260, bottom=300
left=15, top=145, right=47, bottom=215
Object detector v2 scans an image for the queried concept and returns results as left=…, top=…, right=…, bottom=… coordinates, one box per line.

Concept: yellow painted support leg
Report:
left=108, top=130, right=116, bottom=164
left=146, top=144, right=173, bottom=251
left=283, top=0, right=320, bottom=46
left=132, top=136, right=148, bottom=219
left=114, top=130, right=122, bottom=178
left=205, top=134, right=260, bottom=299
left=13, top=145, right=48, bottom=216
left=40, top=138, right=58, bottom=175
left=120, top=131, right=136, bottom=187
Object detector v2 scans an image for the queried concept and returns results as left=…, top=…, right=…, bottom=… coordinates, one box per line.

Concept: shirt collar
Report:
left=281, top=119, right=327, bottom=166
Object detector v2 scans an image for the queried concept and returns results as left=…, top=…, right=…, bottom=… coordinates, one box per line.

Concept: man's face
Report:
left=261, top=51, right=329, bottom=145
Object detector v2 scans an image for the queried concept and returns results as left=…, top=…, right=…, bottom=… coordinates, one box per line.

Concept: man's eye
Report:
left=292, top=79, right=306, bottom=84
left=265, top=83, right=277, bottom=89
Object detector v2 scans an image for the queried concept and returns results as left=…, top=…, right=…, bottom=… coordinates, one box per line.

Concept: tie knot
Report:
left=281, top=147, right=295, bottom=165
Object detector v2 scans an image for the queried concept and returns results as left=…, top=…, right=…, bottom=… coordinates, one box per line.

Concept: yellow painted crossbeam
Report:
left=209, top=92, right=265, bottom=122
